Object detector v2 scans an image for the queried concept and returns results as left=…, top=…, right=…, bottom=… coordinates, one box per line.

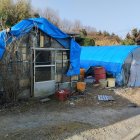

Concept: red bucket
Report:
left=55, top=89, right=70, bottom=101
left=94, top=67, right=106, bottom=83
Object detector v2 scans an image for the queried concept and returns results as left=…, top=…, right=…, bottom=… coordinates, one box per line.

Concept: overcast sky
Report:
left=31, top=0, right=140, bottom=38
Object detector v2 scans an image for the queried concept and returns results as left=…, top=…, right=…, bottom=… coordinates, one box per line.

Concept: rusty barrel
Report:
left=80, top=68, right=85, bottom=79
left=94, top=67, right=106, bottom=83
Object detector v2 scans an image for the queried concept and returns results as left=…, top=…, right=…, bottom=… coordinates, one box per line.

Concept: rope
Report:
left=33, top=20, right=39, bottom=37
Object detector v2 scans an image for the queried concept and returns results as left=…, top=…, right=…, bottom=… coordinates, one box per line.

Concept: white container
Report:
left=107, top=78, right=115, bottom=87
left=99, top=79, right=107, bottom=88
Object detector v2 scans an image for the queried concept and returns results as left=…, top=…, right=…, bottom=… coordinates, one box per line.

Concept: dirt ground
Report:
left=0, top=85, right=140, bottom=140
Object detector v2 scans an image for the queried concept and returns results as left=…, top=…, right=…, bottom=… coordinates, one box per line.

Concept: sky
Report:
left=31, top=0, right=140, bottom=38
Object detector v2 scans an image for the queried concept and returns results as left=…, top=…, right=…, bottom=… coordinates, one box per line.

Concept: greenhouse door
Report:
left=33, top=48, right=56, bottom=97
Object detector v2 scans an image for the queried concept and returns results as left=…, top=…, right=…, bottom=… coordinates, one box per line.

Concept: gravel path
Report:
left=66, top=108, right=140, bottom=140
left=0, top=87, right=140, bottom=139
left=0, top=105, right=140, bottom=139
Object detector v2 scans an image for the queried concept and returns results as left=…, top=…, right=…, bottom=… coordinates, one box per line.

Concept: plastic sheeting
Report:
left=80, top=46, right=140, bottom=75
left=0, top=31, right=7, bottom=59
left=0, top=18, right=81, bottom=76
left=128, top=48, right=140, bottom=87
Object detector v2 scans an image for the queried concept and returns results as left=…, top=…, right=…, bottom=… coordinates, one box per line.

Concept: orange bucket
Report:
left=77, top=82, right=86, bottom=92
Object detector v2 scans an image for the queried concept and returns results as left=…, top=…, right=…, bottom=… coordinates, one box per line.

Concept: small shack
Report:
left=80, top=45, right=140, bottom=87
left=0, top=18, right=81, bottom=99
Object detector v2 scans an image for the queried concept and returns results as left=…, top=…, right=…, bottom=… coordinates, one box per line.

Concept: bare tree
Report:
left=61, top=18, right=73, bottom=32
left=72, top=20, right=82, bottom=32
left=42, top=7, right=61, bottom=27
left=84, top=25, right=96, bottom=33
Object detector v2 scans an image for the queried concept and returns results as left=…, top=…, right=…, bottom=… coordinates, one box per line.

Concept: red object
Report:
left=55, top=89, right=70, bottom=101
left=94, top=67, right=106, bottom=83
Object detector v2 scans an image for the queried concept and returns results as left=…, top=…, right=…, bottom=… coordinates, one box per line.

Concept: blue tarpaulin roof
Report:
left=80, top=45, right=140, bottom=74
left=0, top=17, right=81, bottom=76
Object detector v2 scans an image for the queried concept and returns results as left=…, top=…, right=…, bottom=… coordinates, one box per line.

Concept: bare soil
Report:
left=0, top=85, right=140, bottom=140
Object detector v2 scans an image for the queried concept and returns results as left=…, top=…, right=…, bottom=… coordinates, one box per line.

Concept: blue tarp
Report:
left=0, top=31, right=7, bottom=59
left=80, top=45, right=140, bottom=75
left=0, top=17, right=81, bottom=76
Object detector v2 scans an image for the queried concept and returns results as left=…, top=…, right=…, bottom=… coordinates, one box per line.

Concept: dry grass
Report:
left=114, top=88, right=140, bottom=106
